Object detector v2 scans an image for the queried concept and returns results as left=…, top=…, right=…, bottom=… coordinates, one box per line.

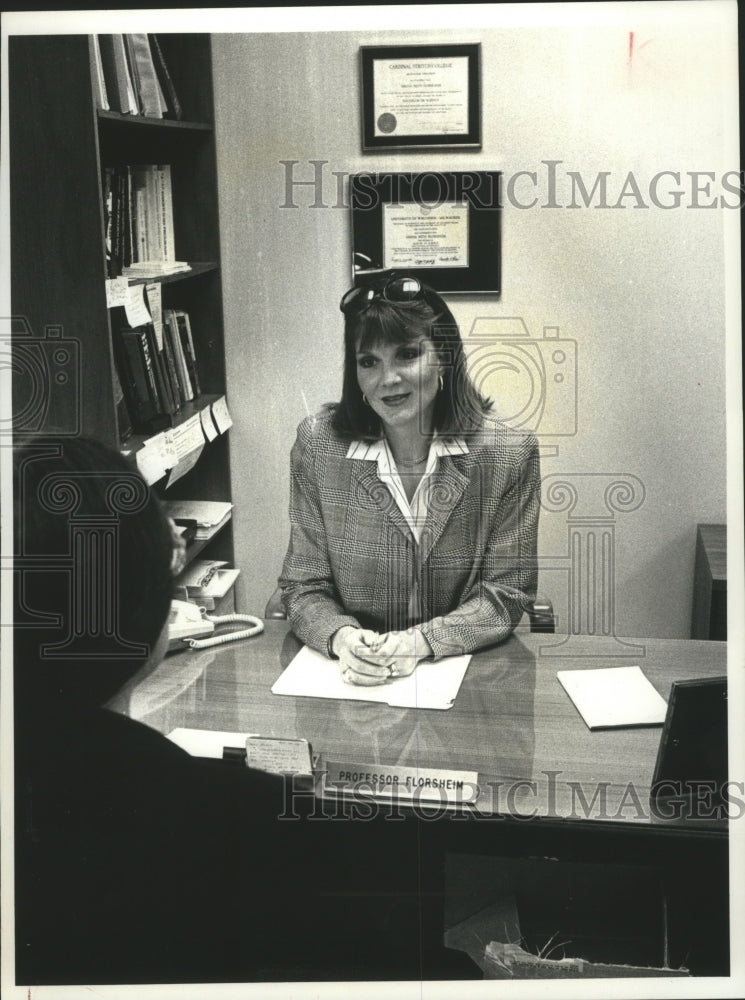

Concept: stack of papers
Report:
left=122, top=261, right=192, bottom=277
left=271, top=645, right=472, bottom=710
left=557, top=665, right=668, bottom=730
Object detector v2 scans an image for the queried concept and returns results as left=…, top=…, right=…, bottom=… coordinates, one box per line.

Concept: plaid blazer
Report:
left=279, top=412, right=540, bottom=658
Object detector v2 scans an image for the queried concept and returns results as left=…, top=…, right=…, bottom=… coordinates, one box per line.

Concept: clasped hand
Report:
left=331, top=627, right=433, bottom=686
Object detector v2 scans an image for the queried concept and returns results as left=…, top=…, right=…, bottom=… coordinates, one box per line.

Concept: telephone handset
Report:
left=167, top=599, right=263, bottom=651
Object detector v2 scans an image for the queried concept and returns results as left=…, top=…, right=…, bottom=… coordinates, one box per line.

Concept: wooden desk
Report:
left=131, top=623, right=727, bottom=828
left=127, top=625, right=731, bottom=975
left=692, top=523, right=727, bottom=640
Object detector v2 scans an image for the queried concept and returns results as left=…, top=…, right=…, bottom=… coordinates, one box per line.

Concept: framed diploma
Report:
left=350, top=171, right=501, bottom=294
left=360, top=43, right=481, bottom=151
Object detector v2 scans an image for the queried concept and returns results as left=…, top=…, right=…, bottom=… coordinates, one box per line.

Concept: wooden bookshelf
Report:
left=10, top=33, right=235, bottom=570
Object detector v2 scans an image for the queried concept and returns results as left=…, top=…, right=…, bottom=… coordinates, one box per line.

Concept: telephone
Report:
left=167, top=599, right=263, bottom=651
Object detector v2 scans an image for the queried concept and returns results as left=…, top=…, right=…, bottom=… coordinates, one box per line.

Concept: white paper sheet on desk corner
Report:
left=271, top=645, right=472, bottom=710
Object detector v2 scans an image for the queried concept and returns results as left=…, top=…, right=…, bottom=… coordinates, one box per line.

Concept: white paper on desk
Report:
left=557, top=665, right=668, bottom=730
left=168, top=727, right=248, bottom=758
left=272, top=645, right=471, bottom=710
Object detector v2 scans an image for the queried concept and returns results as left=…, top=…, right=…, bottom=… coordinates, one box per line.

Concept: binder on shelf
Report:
left=164, top=309, right=194, bottom=402
left=113, top=327, right=163, bottom=431
left=111, top=361, right=132, bottom=441
left=148, top=34, right=183, bottom=120
left=125, top=33, right=165, bottom=118
left=98, top=34, right=139, bottom=115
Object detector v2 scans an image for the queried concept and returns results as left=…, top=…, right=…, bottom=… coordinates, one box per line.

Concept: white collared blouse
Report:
left=346, top=436, right=469, bottom=623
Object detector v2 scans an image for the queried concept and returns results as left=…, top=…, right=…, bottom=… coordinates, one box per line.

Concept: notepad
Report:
left=271, top=645, right=472, bottom=710
left=557, top=665, right=668, bottom=730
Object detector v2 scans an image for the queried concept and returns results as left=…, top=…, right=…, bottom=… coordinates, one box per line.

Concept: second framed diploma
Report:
left=350, top=171, right=501, bottom=294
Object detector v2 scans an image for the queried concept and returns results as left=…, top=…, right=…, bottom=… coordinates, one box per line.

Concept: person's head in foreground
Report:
left=13, top=434, right=175, bottom=716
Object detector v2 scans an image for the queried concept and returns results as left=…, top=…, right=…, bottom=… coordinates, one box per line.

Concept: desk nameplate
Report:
left=322, top=760, right=479, bottom=805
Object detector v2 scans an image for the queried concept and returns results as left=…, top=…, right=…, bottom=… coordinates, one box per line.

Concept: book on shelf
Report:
left=88, top=35, right=109, bottom=111
left=148, top=34, right=183, bottom=120
left=160, top=312, right=185, bottom=408
left=122, top=166, right=134, bottom=269
left=163, top=308, right=194, bottom=402
left=103, top=167, right=114, bottom=277
left=144, top=322, right=177, bottom=417
left=172, top=309, right=201, bottom=397
left=112, top=325, right=165, bottom=432
left=132, top=164, right=174, bottom=264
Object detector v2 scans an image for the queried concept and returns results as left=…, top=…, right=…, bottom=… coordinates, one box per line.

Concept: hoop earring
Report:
left=438, top=373, right=444, bottom=392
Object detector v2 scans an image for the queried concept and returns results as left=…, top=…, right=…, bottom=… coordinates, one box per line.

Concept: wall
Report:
left=212, top=15, right=734, bottom=638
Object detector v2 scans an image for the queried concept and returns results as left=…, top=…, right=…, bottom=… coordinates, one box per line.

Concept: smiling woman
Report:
left=278, top=272, right=541, bottom=685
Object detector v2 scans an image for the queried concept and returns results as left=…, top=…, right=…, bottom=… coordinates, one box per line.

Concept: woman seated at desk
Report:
left=279, top=273, right=541, bottom=685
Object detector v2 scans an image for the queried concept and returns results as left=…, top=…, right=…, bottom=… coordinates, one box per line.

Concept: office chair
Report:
left=264, top=587, right=555, bottom=634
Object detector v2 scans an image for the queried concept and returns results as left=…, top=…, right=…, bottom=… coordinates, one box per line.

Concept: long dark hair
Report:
left=332, top=279, right=492, bottom=441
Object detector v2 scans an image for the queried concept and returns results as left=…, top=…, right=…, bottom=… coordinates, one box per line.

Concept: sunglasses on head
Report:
left=340, top=275, right=425, bottom=315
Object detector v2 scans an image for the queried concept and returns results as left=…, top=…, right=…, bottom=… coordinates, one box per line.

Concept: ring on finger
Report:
left=388, top=664, right=399, bottom=677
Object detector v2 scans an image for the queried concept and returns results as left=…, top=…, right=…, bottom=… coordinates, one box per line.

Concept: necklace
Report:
left=396, top=451, right=429, bottom=468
